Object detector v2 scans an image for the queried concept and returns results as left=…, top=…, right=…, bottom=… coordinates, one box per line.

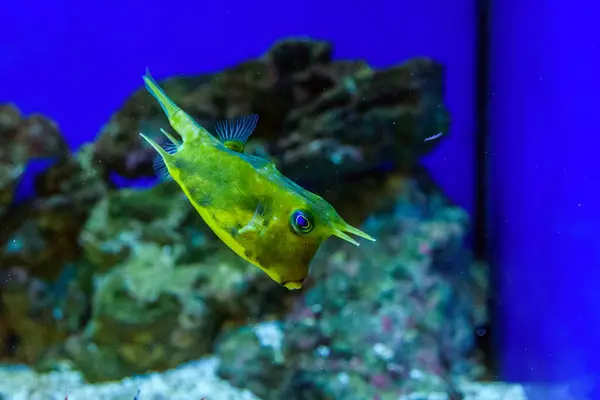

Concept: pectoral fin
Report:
left=237, top=201, right=268, bottom=237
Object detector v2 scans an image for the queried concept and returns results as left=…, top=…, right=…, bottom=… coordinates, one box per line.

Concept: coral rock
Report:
left=53, top=181, right=298, bottom=381
left=216, top=172, right=488, bottom=399
left=0, top=104, right=68, bottom=218
left=94, top=38, right=449, bottom=195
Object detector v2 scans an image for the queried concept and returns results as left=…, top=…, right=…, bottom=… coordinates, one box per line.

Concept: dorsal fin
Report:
left=214, top=114, right=259, bottom=153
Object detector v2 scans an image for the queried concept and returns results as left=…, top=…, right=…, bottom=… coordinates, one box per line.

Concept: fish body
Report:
left=140, top=69, right=375, bottom=289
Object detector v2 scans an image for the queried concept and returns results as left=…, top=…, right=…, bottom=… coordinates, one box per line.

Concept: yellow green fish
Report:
left=139, top=68, right=375, bottom=290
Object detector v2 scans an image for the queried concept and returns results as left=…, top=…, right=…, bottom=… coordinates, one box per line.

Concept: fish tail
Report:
left=143, top=68, right=209, bottom=143
left=142, top=68, right=181, bottom=121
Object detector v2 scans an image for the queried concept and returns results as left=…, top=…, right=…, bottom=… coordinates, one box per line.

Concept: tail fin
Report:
left=142, top=68, right=181, bottom=121
left=143, top=68, right=214, bottom=143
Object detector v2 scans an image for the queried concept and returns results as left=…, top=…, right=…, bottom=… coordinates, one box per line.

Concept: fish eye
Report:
left=290, top=209, right=314, bottom=234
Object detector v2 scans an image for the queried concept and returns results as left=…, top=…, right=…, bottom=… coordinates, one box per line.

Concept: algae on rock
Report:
left=60, top=180, right=296, bottom=381
left=64, top=241, right=217, bottom=382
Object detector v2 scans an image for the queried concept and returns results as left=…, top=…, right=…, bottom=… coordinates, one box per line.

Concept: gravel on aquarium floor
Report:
left=391, top=381, right=528, bottom=400
left=0, top=357, right=259, bottom=400
left=0, top=356, right=529, bottom=400
left=457, top=381, right=528, bottom=400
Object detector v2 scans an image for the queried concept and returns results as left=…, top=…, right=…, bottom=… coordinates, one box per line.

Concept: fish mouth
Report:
left=281, top=279, right=304, bottom=290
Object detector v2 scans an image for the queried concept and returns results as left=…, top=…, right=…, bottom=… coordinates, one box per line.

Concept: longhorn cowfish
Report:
left=139, top=68, right=375, bottom=290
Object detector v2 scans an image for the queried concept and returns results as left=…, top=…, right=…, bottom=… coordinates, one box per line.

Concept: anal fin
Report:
left=153, top=155, right=172, bottom=181
left=147, top=127, right=180, bottom=181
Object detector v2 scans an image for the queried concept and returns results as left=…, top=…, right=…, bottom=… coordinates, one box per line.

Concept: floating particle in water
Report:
left=424, top=132, right=444, bottom=142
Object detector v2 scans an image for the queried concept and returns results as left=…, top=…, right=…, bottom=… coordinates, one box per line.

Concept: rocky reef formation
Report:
left=94, top=39, right=448, bottom=218
left=0, top=38, right=489, bottom=399
left=59, top=182, right=294, bottom=382
left=215, top=171, right=488, bottom=399
left=0, top=104, right=69, bottom=217
left=0, top=104, right=107, bottom=366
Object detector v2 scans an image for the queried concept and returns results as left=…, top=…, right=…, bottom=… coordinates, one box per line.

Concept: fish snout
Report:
left=282, top=279, right=304, bottom=290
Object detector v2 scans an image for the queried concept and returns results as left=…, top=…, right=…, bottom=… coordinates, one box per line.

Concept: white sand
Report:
left=0, top=356, right=532, bottom=400
left=0, top=357, right=260, bottom=400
